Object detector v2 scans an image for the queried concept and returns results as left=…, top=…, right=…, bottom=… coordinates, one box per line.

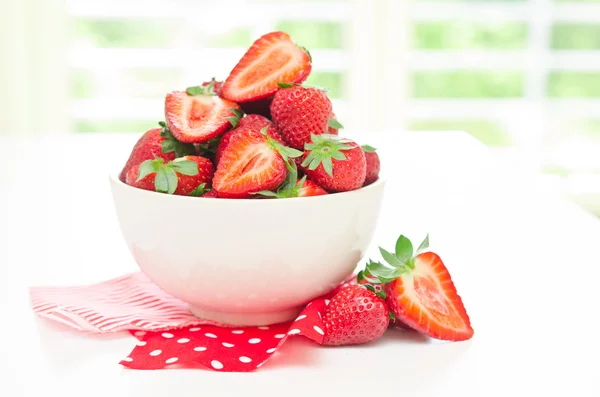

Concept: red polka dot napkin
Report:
left=29, top=272, right=352, bottom=372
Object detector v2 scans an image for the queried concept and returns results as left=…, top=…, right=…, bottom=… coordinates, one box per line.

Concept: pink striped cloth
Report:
left=29, top=272, right=221, bottom=332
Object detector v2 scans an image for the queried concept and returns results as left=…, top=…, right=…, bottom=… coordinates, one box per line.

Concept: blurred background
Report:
left=1, top=0, right=599, bottom=214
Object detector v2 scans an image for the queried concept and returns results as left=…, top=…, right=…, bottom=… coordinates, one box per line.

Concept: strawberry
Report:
left=238, top=114, right=284, bottom=143
left=322, top=284, right=390, bottom=346
left=202, top=78, right=223, bottom=96
left=213, top=127, right=302, bottom=198
left=165, top=83, right=242, bottom=144
left=255, top=161, right=327, bottom=198
left=301, top=134, right=366, bottom=192
left=119, top=123, right=195, bottom=182
left=221, top=31, right=312, bottom=105
left=125, top=155, right=214, bottom=196
left=362, top=145, right=380, bottom=186
left=270, top=85, right=332, bottom=149
left=214, top=115, right=283, bottom=165
left=361, top=234, right=474, bottom=341
left=202, top=189, right=220, bottom=198
left=327, top=113, right=342, bottom=135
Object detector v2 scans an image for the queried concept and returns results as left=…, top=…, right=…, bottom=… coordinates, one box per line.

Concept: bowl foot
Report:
left=189, top=305, right=302, bottom=327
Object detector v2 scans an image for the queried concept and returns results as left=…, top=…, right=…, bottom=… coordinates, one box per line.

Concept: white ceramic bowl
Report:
left=109, top=174, right=385, bottom=326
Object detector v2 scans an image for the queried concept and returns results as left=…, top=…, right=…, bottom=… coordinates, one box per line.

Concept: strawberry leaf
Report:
left=154, top=167, right=169, bottom=193
left=227, top=108, right=244, bottom=128
left=395, top=235, right=414, bottom=264
left=170, top=159, right=198, bottom=176
left=389, top=311, right=397, bottom=321
left=277, top=82, right=299, bottom=89
left=328, top=118, right=344, bottom=129
left=301, top=134, right=354, bottom=177
left=264, top=128, right=303, bottom=162
left=416, top=234, right=430, bottom=254
left=357, top=270, right=365, bottom=283
left=186, top=82, right=215, bottom=96
left=361, top=144, right=377, bottom=152
left=159, top=123, right=196, bottom=157
left=197, top=135, right=222, bottom=157
left=379, top=247, right=403, bottom=267
left=189, top=183, right=209, bottom=197
left=254, top=190, right=281, bottom=198
left=322, top=156, right=333, bottom=177
left=137, top=159, right=161, bottom=181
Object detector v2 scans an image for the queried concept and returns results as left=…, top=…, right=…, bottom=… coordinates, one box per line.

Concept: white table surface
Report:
left=1, top=131, right=599, bottom=397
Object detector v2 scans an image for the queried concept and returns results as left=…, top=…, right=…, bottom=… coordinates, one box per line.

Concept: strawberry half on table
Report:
left=301, top=134, right=367, bottom=192
left=125, top=155, right=214, bottom=197
left=221, top=31, right=312, bottom=117
left=165, top=82, right=242, bottom=144
left=213, top=127, right=303, bottom=198
left=359, top=234, right=474, bottom=341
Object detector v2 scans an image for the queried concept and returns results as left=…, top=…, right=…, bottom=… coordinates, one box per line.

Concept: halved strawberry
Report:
left=125, top=155, right=214, bottom=196
left=221, top=31, right=312, bottom=104
left=213, top=127, right=302, bottom=198
left=215, top=115, right=283, bottom=166
left=361, top=234, right=474, bottom=341
left=165, top=84, right=241, bottom=144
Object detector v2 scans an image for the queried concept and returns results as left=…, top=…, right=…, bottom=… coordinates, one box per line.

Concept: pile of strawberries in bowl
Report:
left=119, top=31, right=380, bottom=199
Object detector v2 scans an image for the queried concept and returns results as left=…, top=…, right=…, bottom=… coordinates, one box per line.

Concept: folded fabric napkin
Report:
left=30, top=272, right=352, bottom=372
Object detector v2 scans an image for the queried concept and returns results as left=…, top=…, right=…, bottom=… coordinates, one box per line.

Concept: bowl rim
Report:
left=109, top=172, right=385, bottom=203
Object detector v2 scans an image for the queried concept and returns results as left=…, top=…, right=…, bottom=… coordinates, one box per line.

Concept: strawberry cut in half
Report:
left=221, top=31, right=312, bottom=104
left=165, top=83, right=242, bottom=144
left=360, top=234, right=474, bottom=341
left=213, top=126, right=303, bottom=198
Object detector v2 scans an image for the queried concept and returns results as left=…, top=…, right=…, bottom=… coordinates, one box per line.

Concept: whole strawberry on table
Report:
left=119, top=31, right=380, bottom=198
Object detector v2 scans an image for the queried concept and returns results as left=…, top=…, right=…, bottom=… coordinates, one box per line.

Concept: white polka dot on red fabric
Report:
left=295, top=314, right=307, bottom=321
left=288, top=329, right=301, bottom=335
left=239, top=356, right=252, bottom=363
left=189, top=327, right=201, bottom=332
left=177, top=338, right=190, bottom=344
left=136, top=340, right=146, bottom=346
left=248, top=338, right=261, bottom=344
left=123, top=357, right=133, bottom=362
left=165, top=357, right=178, bottom=364
left=222, top=342, right=234, bottom=348
left=194, top=347, right=207, bottom=352
left=134, top=331, right=146, bottom=337
left=231, top=330, right=244, bottom=334
left=267, top=348, right=276, bottom=354
left=205, top=333, right=217, bottom=338
left=274, top=334, right=286, bottom=339
left=211, top=360, right=223, bottom=370
left=314, top=325, right=324, bottom=335
left=161, top=332, right=174, bottom=339
left=149, top=350, right=162, bottom=356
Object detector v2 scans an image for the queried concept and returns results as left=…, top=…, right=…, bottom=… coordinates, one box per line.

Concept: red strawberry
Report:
left=322, top=284, right=390, bottom=346
left=213, top=127, right=302, bottom=198
left=119, top=124, right=195, bottom=182
left=202, top=78, right=223, bottom=96
left=362, top=145, right=380, bottom=186
left=270, top=85, right=332, bottom=149
left=301, top=134, right=366, bottom=192
left=165, top=85, right=242, bottom=144
left=238, top=114, right=284, bottom=143
left=221, top=31, right=312, bottom=104
left=254, top=161, right=327, bottom=199
left=363, top=235, right=474, bottom=341
left=328, top=113, right=341, bottom=135
left=215, top=116, right=283, bottom=165
left=125, top=155, right=214, bottom=196
left=202, top=189, right=220, bottom=198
